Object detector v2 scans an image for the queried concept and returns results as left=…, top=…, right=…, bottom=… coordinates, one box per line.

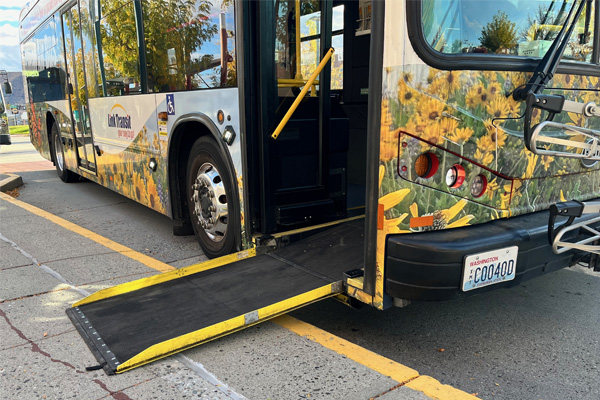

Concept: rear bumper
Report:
left=385, top=205, right=599, bottom=301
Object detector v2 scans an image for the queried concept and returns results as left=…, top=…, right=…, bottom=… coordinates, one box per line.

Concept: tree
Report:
left=479, top=11, right=518, bottom=54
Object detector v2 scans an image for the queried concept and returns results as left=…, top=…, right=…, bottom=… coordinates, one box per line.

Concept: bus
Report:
left=0, top=71, right=12, bottom=145
left=20, top=0, right=600, bottom=374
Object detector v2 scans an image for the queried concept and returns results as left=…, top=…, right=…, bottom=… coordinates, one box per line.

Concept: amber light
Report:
left=446, top=164, right=466, bottom=188
left=471, top=174, right=488, bottom=198
left=415, top=152, right=439, bottom=179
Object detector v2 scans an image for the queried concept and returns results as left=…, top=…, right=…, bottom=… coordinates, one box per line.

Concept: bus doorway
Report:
left=252, top=0, right=371, bottom=235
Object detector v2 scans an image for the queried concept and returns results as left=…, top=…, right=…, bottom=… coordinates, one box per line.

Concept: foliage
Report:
left=479, top=11, right=518, bottom=53
left=9, top=125, right=29, bottom=135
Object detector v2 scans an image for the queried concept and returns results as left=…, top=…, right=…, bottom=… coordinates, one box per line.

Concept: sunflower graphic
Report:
left=409, top=199, right=474, bottom=231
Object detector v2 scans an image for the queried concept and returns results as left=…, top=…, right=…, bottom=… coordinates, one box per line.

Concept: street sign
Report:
left=11, top=108, right=18, bottom=114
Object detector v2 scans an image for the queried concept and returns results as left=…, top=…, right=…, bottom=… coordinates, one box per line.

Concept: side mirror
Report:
left=4, top=81, right=12, bottom=95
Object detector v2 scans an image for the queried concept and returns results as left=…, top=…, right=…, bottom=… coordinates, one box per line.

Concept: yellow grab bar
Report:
left=271, top=47, right=335, bottom=140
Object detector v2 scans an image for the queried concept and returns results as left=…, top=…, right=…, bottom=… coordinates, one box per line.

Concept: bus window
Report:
left=141, top=0, right=237, bottom=93
left=422, top=0, right=595, bottom=62
left=98, top=1, right=142, bottom=96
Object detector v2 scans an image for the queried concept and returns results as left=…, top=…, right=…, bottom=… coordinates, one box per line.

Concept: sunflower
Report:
left=486, top=97, right=511, bottom=119
left=146, top=176, right=163, bottom=212
left=476, top=134, right=495, bottom=153
left=418, top=98, right=446, bottom=123
left=440, top=118, right=459, bottom=138
left=465, top=84, right=487, bottom=108
left=132, top=172, right=146, bottom=204
left=379, top=188, right=411, bottom=211
left=486, top=81, right=503, bottom=98
left=474, top=148, right=494, bottom=165
left=448, top=127, right=474, bottom=145
left=409, top=199, right=474, bottom=231
left=421, top=123, right=444, bottom=146
left=397, top=79, right=417, bottom=105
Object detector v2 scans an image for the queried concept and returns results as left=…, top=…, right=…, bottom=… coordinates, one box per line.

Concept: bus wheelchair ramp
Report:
left=66, top=222, right=363, bottom=375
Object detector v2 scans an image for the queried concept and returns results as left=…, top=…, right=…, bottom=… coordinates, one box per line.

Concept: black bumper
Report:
left=385, top=207, right=598, bottom=301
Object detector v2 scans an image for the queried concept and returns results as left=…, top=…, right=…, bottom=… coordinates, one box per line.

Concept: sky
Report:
left=0, top=0, right=28, bottom=71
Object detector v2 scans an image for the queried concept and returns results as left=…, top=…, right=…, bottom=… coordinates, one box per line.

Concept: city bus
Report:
left=20, top=0, right=600, bottom=374
left=0, top=71, right=12, bottom=145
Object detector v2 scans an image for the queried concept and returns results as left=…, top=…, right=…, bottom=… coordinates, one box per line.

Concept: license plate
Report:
left=461, top=246, right=518, bottom=292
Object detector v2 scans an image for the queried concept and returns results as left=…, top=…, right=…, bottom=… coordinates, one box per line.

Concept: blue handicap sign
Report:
left=166, top=94, right=175, bottom=115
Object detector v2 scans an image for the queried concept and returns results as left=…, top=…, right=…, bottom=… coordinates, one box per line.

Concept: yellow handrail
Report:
left=271, top=47, right=335, bottom=140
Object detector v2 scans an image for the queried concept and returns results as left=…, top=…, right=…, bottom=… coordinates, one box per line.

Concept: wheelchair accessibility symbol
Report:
left=166, top=94, right=175, bottom=115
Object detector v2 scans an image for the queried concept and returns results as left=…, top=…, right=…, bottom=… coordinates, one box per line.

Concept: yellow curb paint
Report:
left=0, top=192, right=175, bottom=273
left=406, top=376, right=481, bottom=400
left=273, top=315, right=481, bottom=399
left=272, top=314, right=419, bottom=383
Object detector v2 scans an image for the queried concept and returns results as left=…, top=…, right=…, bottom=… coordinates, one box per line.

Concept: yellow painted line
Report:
left=73, top=248, right=256, bottom=307
left=273, top=315, right=480, bottom=400
left=116, top=282, right=340, bottom=373
left=0, top=191, right=175, bottom=273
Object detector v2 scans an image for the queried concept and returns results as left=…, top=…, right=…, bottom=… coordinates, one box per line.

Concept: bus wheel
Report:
left=186, top=137, right=239, bottom=258
left=51, top=123, right=78, bottom=183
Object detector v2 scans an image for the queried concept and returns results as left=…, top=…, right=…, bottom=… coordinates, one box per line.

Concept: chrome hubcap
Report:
left=54, top=136, right=64, bottom=172
left=191, top=163, right=228, bottom=242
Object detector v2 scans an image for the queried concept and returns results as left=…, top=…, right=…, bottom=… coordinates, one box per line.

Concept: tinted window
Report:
left=422, top=0, right=596, bottom=63
left=142, top=0, right=237, bottom=92
left=22, top=16, right=67, bottom=103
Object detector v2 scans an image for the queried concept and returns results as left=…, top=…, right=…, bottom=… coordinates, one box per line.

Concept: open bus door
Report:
left=66, top=0, right=381, bottom=374
left=256, top=0, right=350, bottom=233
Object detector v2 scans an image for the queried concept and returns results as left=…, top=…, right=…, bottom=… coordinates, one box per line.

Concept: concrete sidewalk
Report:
left=0, top=192, right=442, bottom=400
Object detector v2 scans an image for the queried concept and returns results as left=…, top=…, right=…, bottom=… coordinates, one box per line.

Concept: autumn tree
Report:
left=479, top=11, right=518, bottom=53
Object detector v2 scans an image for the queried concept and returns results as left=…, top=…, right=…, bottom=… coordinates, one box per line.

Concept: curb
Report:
left=0, top=173, right=23, bottom=192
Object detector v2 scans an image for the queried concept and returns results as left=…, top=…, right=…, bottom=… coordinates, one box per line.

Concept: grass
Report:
left=9, top=125, right=29, bottom=135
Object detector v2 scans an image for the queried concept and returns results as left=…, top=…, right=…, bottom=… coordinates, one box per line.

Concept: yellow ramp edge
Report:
left=116, top=282, right=341, bottom=373
left=73, top=248, right=256, bottom=307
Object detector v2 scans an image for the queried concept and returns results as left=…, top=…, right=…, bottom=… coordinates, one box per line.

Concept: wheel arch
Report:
left=167, top=113, right=241, bottom=249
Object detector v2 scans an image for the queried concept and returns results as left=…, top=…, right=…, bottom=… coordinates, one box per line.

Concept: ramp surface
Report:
left=67, top=221, right=364, bottom=374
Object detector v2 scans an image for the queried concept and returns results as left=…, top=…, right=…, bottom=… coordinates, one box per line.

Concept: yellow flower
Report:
left=409, top=199, right=474, bottom=230
left=474, top=149, right=494, bottom=165
left=487, top=81, right=502, bottom=97
left=541, top=155, right=554, bottom=171
left=440, top=118, right=459, bottom=137
left=132, top=172, right=146, bottom=203
left=379, top=165, right=385, bottom=188
left=379, top=188, right=410, bottom=211
left=380, top=139, right=397, bottom=162
left=397, top=79, right=417, bottom=105
left=465, top=84, right=488, bottom=108
left=522, top=152, right=538, bottom=178
left=560, top=190, right=567, bottom=202
left=486, top=97, right=511, bottom=119
left=418, top=98, right=446, bottom=123
left=486, top=178, right=499, bottom=200
left=421, top=123, right=444, bottom=146
left=146, top=176, right=163, bottom=212
left=476, top=134, right=495, bottom=153
left=448, top=127, right=474, bottom=144
left=385, top=213, right=410, bottom=234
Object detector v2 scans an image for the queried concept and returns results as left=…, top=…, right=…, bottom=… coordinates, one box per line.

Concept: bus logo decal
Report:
left=166, top=94, right=175, bottom=115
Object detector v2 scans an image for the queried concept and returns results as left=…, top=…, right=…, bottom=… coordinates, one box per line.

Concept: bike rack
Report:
left=549, top=200, right=600, bottom=255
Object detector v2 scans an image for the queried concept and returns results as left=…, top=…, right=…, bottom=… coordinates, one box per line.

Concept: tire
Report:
left=51, top=123, right=78, bottom=183
left=186, top=136, right=240, bottom=258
